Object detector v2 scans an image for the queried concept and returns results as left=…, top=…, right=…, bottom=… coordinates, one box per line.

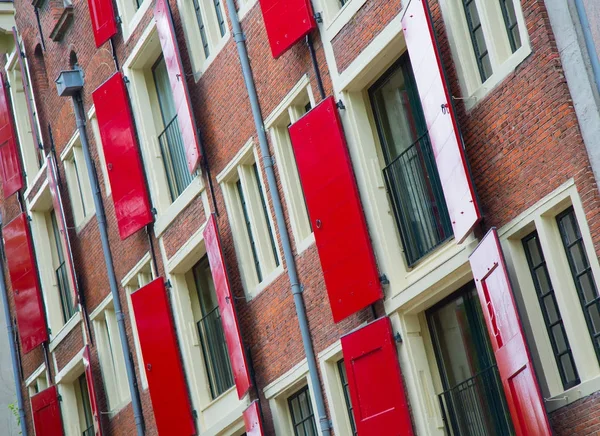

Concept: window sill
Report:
left=49, top=311, right=82, bottom=353
left=237, top=0, right=258, bottom=22
left=324, top=0, right=368, bottom=40
left=296, top=233, right=315, bottom=255
left=154, top=176, right=205, bottom=237
left=193, top=33, right=231, bottom=82
left=199, top=388, right=249, bottom=436
left=248, top=264, right=285, bottom=300
left=123, top=0, right=153, bottom=44
left=75, top=212, right=96, bottom=234
left=545, top=374, right=600, bottom=413
left=463, top=45, right=532, bottom=111
left=23, top=158, right=47, bottom=200
left=107, top=398, right=132, bottom=418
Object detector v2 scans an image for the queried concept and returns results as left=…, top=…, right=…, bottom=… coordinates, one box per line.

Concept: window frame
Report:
left=288, top=385, right=318, bottom=436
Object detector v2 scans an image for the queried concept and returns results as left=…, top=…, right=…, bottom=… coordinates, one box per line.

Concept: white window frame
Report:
left=60, top=131, right=95, bottom=231
left=89, top=295, right=131, bottom=413
left=25, top=364, right=48, bottom=397
left=217, top=140, right=283, bottom=299
left=500, top=179, right=600, bottom=411
left=178, top=0, right=230, bottom=79
left=123, top=22, right=205, bottom=237
left=88, top=106, right=111, bottom=197
left=236, top=0, right=258, bottom=21
left=439, top=0, right=531, bottom=107
left=115, top=0, right=153, bottom=43
left=264, top=76, right=315, bottom=254
left=264, top=359, right=322, bottom=436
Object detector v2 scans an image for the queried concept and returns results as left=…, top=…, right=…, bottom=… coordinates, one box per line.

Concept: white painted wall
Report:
left=0, top=295, right=19, bottom=435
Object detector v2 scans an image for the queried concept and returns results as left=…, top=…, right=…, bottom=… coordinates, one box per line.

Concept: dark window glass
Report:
left=557, top=207, right=600, bottom=363
left=237, top=180, right=262, bottom=282
left=51, top=210, right=75, bottom=323
left=192, top=0, right=211, bottom=58
left=252, top=163, right=279, bottom=268
left=462, top=0, right=492, bottom=81
left=337, top=359, right=357, bottom=435
left=522, top=231, right=579, bottom=389
left=213, top=0, right=226, bottom=37
left=499, top=0, right=522, bottom=52
left=288, top=386, right=317, bottom=436
left=78, top=375, right=94, bottom=436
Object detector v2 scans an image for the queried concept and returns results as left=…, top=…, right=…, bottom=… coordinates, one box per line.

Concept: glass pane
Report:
left=560, top=353, right=577, bottom=386
left=290, top=397, right=301, bottom=423
left=535, top=267, right=552, bottom=294
left=481, top=53, right=493, bottom=80
left=580, top=273, right=598, bottom=304
left=152, top=57, right=177, bottom=126
left=542, top=295, right=559, bottom=324
left=467, top=1, right=480, bottom=27
left=526, top=237, right=542, bottom=266
left=299, top=390, right=311, bottom=419
left=512, top=27, right=522, bottom=49
left=569, top=244, right=587, bottom=274
left=193, top=258, right=219, bottom=315
left=589, top=304, right=600, bottom=334
left=552, top=324, right=568, bottom=353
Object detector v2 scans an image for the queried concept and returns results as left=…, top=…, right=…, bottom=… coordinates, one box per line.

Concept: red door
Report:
left=341, top=317, right=414, bottom=435
left=131, top=278, right=196, bottom=436
left=289, top=96, right=382, bottom=322
left=31, top=385, right=64, bottom=436
left=469, top=229, right=552, bottom=436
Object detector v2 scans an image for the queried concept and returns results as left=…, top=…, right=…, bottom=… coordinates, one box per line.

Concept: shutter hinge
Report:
left=441, top=103, right=449, bottom=114
left=115, top=15, right=122, bottom=24
left=58, top=394, right=63, bottom=402
left=192, top=410, right=198, bottom=419
left=123, top=75, right=130, bottom=84
left=379, top=274, right=389, bottom=285
left=27, top=215, right=32, bottom=222
left=151, top=207, right=157, bottom=216
left=165, top=279, right=172, bottom=289
left=314, top=12, right=323, bottom=23
left=336, top=99, right=346, bottom=110
left=394, top=331, right=403, bottom=344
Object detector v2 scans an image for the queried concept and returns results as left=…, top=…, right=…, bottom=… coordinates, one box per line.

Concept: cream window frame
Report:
left=163, top=226, right=249, bottom=434
left=264, top=76, right=315, bottom=254
left=263, top=359, right=322, bottom=436
left=90, top=295, right=131, bottom=413
left=25, top=364, right=48, bottom=397
left=236, top=0, right=258, bottom=21
left=438, top=0, right=531, bottom=108
left=116, top=0, right=153, bottom=43
left=217, top=140, right=283, bottom=299
left=55, top=348, right=91, bottom=436
left=123, top=22, right=205, bottom=237
left=87, top=106, right=111, bottom=197
left=122, top=253, right=155, bottom=391
left=60, top=132, right=95, bottom=231
left=499, top=179, right=600, bottom=411
left=178, top=0, right=230, bottom=79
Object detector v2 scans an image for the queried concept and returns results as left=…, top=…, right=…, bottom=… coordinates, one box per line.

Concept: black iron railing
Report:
left=383, top=133, right=452, bottom=266
left=158, top=116, right=194, bottom=201
left=438, top=365, right=513, bottom=436
left=56, top=261, right=74, bottom=323
left=82, top=425, right=95, bottom=436
left=197, top=307, right=234, bottom=399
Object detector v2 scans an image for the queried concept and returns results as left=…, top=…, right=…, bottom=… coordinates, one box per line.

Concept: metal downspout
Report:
left=72, top=93, right=145, bottom=436
left=0, top=219, right=28, bottom=436
left=574, top=0, right=600, bottom=94
left=224, top=2, right=331, bottom=434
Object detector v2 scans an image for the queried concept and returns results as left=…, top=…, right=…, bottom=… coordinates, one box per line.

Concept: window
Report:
left=153, top=57, right=194, bottom=201
left=522, top=231, right=579, bottom=389
left=557, top=208, right=600, bottom=362
left=92, top=301, right=131, bottom=411
left=26, top=367, right=48, bottom=397
left=369, top=55, right=452, bottom=266
left=76, top=374, right=95, bottom=436
left=49, top=210, right=75, bottom=323
left=179, top=0, right=229, bottom=76
left=288, top=386, right=318, bottom=436
left=61, top=133, right=95, bottom=229
left=115, top=0, right=152, bottom=42
left=218, top=142, right=281, bottom=296
left=191, top=258, right=234, bottom=399
left=266, top=77, right=314, bottom=252
left=337, top=360, right=357, bottom=435
left=438, top=0, right=529, bottom=104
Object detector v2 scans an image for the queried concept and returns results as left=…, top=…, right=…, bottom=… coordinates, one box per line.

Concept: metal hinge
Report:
left=314, top=12, right=323, bottom=23
left=165, top=279, right=172, bottom=289
left=115, top=15, right=122, bottom=24
left=379, top=274, right=390, bottom=285
left=336, top=99, right=346, bottom=110
left=192, top=410, right=198, bottom=419
left=394, top=332, right=403, bottom=344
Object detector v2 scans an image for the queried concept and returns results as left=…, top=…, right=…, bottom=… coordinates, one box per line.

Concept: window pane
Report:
left=499, top=0, right=522, bottom=52
left=462, top=0, right=491, bottom=81
left=237, top=179, right=262, bottom=282
left=253, top=164, right=279, bottom=267
left=589, top=304, right=600, bottom=334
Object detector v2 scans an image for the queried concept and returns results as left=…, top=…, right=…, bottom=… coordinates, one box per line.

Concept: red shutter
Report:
left=131, top=278, right=196, bottom=436
left=4, top=213, right=48, bottom=353
left=289, top=96, right=382, bottom=323
left=243, top=400, right=265, bottom=436
left=402, top=0, right=481, bottom=243
left=87, top=0, right=117, bottom=47
left=47, top=154, right=79, bottom=308
left=203, top=214, right=251, bottom=399
left=154, top=0, right=201, bottom=173
left=83, top=345, right=104, bottom=436
left=469, top=229, right=551, bottom=436
left=92, top=73, right=153, bottom=240
left=0, top=73, right=23, bottom=198
left=258, top=0, right=316, bottom=59
left=31, top=385, right=64, bottom=436
left=13, top=29, right=42, bottom=164
left=340, top=317, right=413, bottom=435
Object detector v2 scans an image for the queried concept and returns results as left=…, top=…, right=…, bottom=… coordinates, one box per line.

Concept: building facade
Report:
left=0, top=0, right=599, bottom=434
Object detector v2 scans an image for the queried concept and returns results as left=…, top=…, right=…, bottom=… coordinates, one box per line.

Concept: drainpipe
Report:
left=224, top=2, right=331, bottom=435
left=55, top=70, right=145, bottom=436
left=574, top=0, right=600, bottom=94
left=0, top=216, right=28, bottom=436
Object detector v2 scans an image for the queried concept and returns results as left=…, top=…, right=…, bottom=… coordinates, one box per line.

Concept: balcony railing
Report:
left=158, top=116, right=194, bottom=201
left=197, top=307, right=234, bottom=399
left=55, top=261, right=75, bottom=323
left=383, top=133, right=452, bottom=266
left=438, top=365, right=513, bottom=436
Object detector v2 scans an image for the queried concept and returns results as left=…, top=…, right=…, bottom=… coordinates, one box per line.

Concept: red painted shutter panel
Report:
left=0, top=73, right=23, bottom=198
left=289, top=96, right=382, bottom=322
left=402, top=0, right=481, bottom=243
left=31, top=385, right=64, bottom=436
left=92, top=73, right=153, bottom=240
left=469, top=229, right=551, bottom=436
left=4, top=213, right=48, bottom=353
left=341, top=317, right=413, bottom=435
left=131, top=278, right=196, bottom=436
left=258, top=0, right=316, bottom=59
left=13, top=29, right=42, bottom=163
left=203, top=214, right=252, bottom=399
left=47, top=155, right=79, bottom=308
left=87, top=0, right=117, bottom=47
left=83, top=345, right=104, bottom=436
left=243, top=400, right=265, bottom=436
left=154, top=0, right=201, bottom=173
